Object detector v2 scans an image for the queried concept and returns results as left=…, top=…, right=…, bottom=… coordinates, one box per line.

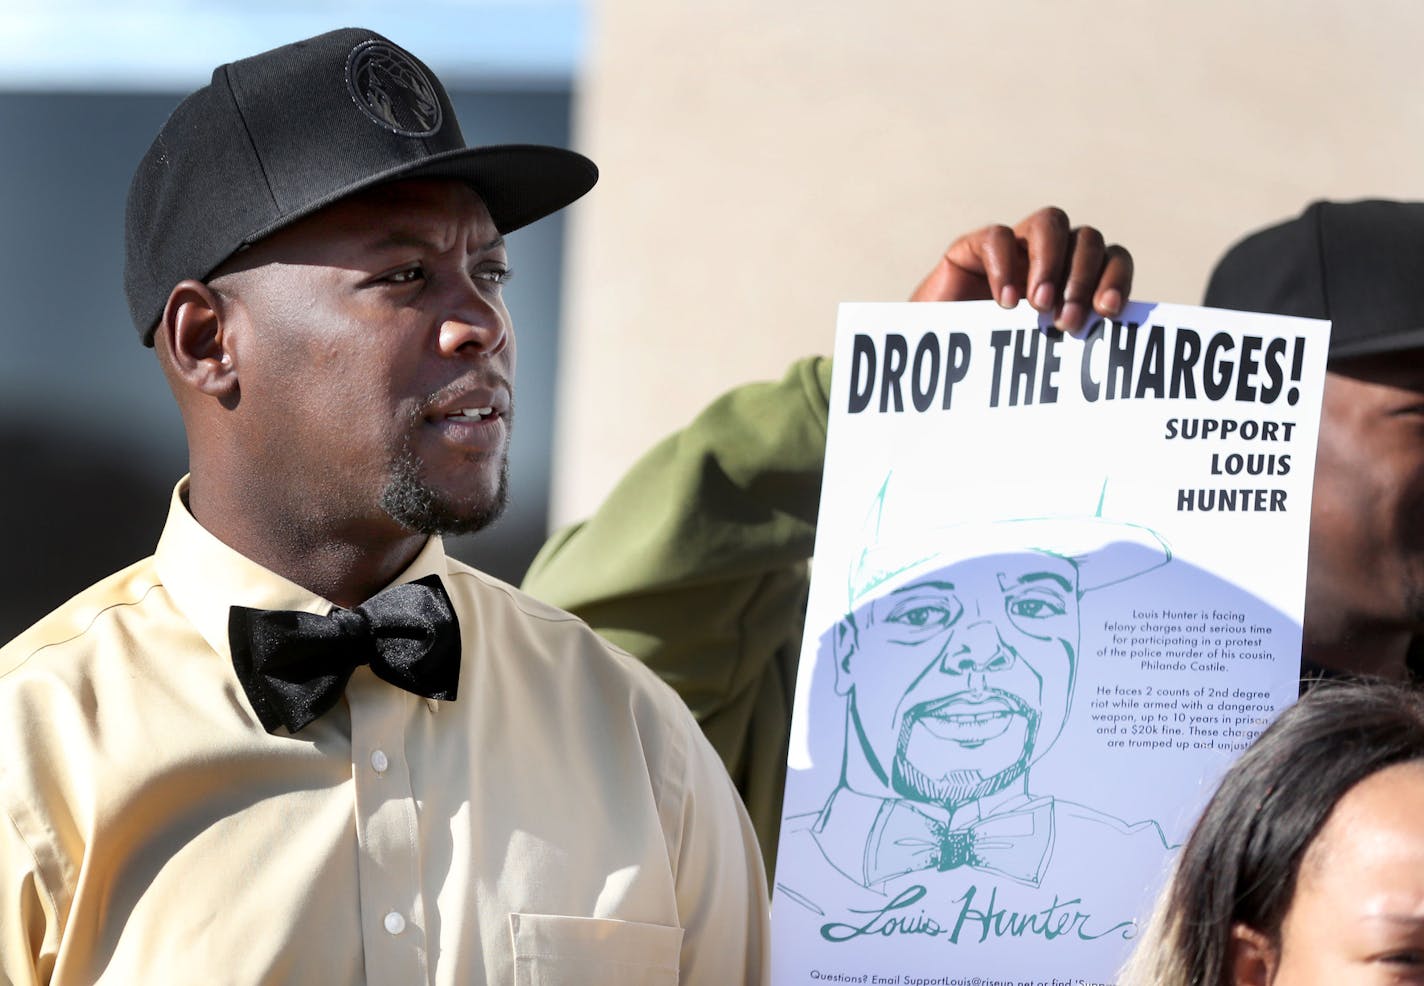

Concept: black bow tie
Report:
left=228, top=574, right=461, bottom=734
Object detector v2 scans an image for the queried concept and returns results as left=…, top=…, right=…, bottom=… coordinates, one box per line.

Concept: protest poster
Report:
left=771, top=301, right=1330, bottom=986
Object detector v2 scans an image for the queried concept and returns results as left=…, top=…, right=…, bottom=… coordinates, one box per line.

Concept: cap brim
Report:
left=242, top=142, right=598, bottom=248
left=137, top=143, right=596, bottom=346
left=1329, top=324, right=1424, bottom=361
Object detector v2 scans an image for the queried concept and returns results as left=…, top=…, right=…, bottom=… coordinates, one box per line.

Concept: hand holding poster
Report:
left=772, top=301, right=1330, bottom=985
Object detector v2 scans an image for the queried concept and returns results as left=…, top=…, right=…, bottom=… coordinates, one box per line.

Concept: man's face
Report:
left=837, top=551, right=1079, bottom=810
left=213, top=179, right=515, bottom=538
left=1309, top=351, right=1424, bottom=639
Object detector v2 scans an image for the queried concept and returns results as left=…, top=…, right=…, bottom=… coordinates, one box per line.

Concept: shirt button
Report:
left=370, top=749, right=389, bottom=773
left=384, top=911, right=406, bottom=935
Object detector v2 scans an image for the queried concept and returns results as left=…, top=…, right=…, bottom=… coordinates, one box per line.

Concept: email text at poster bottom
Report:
left=803, top=973, right=1113, bottom=986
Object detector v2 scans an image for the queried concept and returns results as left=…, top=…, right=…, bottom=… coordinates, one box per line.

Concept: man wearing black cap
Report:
left=1204, top=200, right=1424, bottom=683
left=0, top=29, right=768, bottom=984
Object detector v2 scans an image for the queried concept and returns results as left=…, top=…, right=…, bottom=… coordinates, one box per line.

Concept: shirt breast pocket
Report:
left=509, top=913, right=684, bottom=986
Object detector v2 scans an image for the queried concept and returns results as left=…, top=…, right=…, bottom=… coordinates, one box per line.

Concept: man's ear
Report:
left=157, top=279, right=238, bottom=399
left=832, top=619, right=857, bottom=696
left=1228, top=923, right=1278, bottom=986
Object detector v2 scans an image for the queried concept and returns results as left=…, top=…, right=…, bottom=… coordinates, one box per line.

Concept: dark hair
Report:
left=1121, top=678, right=1424, bottom=986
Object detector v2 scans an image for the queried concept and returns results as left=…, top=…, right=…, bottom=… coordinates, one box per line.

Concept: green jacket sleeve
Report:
left=522, top=356, right=833, bottom=873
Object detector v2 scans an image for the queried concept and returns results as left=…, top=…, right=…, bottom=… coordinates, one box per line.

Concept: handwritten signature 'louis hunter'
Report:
left=819, top=884, right=1137, bottom=946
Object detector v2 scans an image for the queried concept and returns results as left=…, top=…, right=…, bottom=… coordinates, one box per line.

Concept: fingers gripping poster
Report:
left=771, top=301, right=1329, bottom=986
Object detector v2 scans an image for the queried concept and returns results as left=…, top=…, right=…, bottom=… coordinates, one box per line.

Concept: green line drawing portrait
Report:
left=778, top=477, right=1177, bottom=910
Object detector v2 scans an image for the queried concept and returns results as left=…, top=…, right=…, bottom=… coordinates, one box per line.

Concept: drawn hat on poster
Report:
left=847, top=475, right=1173, bottom=609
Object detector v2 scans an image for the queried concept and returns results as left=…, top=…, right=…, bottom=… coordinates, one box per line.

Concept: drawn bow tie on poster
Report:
left=864, top=796, right=1055, bottom=887
left=772, top=300, right=1329, bottom=983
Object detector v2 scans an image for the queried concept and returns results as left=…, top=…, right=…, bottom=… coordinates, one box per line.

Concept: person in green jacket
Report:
left=522, top=207, right=1136, bottom=872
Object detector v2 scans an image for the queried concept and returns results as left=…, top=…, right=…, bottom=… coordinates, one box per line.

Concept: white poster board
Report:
left=771, top=301, right=1330, bottom=985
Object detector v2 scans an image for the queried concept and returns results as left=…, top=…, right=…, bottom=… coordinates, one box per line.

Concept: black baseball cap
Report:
left=1204, top=199, right=1424, bottom=361
left=124, top=27, right=597, bottom=346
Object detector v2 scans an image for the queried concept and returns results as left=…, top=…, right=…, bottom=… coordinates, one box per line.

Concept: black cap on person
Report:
left=124, top=27, right=597, bottom=346
left=1204, top=199, right=1424, bottom=361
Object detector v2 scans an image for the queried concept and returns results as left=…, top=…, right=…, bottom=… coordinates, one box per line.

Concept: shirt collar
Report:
left=153, top=476, right=450, bottom=666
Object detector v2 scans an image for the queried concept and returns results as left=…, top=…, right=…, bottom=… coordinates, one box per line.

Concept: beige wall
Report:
left=551, top=0, right=1423, bottom=525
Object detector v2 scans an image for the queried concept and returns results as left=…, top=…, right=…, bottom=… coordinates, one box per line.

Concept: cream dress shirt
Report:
left=0, top=481, right=768, bottom=985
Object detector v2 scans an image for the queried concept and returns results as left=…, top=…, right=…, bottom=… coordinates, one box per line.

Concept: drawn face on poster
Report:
left=834, top=550, right=1080, bottom=812
left=828, top=512, right=1170, bottom=816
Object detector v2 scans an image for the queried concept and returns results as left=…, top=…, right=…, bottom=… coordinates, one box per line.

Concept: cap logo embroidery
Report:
left=345, top=40, right=442, bottom=138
